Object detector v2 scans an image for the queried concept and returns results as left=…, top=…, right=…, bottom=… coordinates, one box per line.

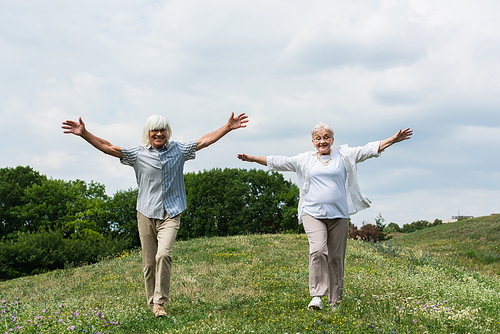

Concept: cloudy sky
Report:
left=1, top=0, right=499, bottom=227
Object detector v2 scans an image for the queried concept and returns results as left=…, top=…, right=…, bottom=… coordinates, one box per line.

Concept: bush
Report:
left=384, top=222, right=401, bottom=233
left=429, top=219, right=443, bottom=227
left=0, top=230, right=133, bottom=280
left=401, top=220, right=429, bottom=233
left=349, top=223, right=386, bottom=242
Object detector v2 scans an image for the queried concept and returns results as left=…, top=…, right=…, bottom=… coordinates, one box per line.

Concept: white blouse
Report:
left=302, top=150, right=349, bottom=219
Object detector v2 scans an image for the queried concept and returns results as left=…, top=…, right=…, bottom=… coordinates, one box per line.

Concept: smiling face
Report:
left=149, top=129, right=168, bottom=149
left=312, top=128, right=334, bottom=155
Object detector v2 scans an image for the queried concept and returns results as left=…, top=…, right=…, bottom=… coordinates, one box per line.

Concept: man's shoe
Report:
left=308, top=297, right=322, bottom=310
left=153, top=304, right=167, bottom=317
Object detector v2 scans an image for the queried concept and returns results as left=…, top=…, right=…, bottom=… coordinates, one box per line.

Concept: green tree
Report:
left=374, top=213, right=386, bottom=229
left=16, top=178, right=110, bottom=238
left=384, top=222, right=401, bottom=233
left=181, top=168, right=299, bottom=239
left=107, top=188, right=139, bottom=246
left=0, top=166, right=46, bottom=239
left=401, top=220, right=429, bottom=233
left=429, top=218, right=443, bottom=227
left=0, top=166, right=139, bottom=279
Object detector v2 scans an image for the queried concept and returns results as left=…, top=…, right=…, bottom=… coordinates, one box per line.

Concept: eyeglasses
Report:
left=313, top=135, right=332, bottom=142
left=150, top=129, right=167, bottom=133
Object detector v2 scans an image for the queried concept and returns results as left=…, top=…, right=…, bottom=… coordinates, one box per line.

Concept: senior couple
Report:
left=62, top=113, right=412, bottom=316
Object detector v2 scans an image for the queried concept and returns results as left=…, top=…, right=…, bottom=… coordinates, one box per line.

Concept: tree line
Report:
left=0, top=166, right=299, bottom=280
left=384, top=219, right=443, bottom=234
left=2, top=165, right=438, bottom=280
left=349, top=213, right=445, bottom=242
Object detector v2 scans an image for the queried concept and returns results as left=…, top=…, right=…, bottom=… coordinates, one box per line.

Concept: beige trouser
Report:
left=137, top=211, right=180, bottom=308
left=302, top=214, right=349, bottom=305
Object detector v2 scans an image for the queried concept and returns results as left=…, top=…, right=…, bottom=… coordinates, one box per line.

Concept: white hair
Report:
left=141, top=115, right=172, bottom=146
left=311, top=122, right=334, bottom=137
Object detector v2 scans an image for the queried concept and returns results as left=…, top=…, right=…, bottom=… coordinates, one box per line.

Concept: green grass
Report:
left=1, top=231, right=500, bottom=333
left=389, top=215, right=500, bottom=275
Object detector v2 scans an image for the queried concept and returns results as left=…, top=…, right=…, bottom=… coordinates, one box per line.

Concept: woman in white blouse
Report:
left=237, top=123, right=412, bottom=310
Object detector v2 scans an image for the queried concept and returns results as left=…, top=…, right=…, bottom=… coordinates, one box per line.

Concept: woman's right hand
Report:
left=237, top=153, right=253, bottom=162
left=237, top=154, right=267, bottom=166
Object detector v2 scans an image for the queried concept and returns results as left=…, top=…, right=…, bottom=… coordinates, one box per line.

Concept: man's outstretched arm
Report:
left=196, top=112, right=249, bottom=151
left=62, top=117, right=123, bottom=159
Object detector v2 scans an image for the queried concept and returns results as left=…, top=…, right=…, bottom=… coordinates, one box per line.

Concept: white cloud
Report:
left=449, top=125, right=500, bottom=145
left=280, top=19, right=428, bottom=72
left=31, top=151, right=78, bottom=170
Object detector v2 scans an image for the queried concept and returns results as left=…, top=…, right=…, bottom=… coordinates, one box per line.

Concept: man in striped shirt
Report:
left=62, top=112, right=248, bottom=317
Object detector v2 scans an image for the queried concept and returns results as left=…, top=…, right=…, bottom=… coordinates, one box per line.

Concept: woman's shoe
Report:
left=308, top=297, right=323, bottom=310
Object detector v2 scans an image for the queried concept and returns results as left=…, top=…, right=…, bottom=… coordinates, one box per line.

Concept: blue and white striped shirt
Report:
left=121, top=141, right=197, bottom=219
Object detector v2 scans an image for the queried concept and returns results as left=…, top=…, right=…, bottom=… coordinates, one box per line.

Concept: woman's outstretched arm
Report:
left=378, top=128, right=413, bottom=153
left=237, top=153, right=267, bottom=166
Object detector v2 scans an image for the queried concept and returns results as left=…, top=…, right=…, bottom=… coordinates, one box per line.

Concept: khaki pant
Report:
left=302, top=214, right=349, bottom=305
left=137, top=211, right=180, bottom=308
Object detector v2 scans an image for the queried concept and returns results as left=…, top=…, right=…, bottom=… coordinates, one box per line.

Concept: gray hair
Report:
left=141, top=115, right=172, bottom=146
left=311, top=122, right=334, bottom=137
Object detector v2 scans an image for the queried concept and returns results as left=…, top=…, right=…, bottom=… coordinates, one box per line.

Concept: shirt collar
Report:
left=146, top=141, right=171, bottom=150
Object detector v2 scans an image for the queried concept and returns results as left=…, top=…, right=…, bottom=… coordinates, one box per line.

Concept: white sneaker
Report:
left=308, top=297, right=322, bottom=310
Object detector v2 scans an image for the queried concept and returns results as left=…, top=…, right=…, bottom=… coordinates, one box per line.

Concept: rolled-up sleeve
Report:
left=178, top=141, right=197, bottom=161
left=120, top=146, right=139, bottom=166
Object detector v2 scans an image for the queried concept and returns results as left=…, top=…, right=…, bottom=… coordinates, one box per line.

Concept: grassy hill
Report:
left=1, top=231, right=500, bottom=333
left=389, top=215, right=500, bottom=275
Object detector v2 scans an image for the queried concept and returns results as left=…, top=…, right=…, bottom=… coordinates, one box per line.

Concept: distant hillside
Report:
left=389, top=215, right=500, bottom=275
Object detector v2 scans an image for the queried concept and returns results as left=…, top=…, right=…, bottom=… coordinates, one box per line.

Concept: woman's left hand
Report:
left=392, top=128, right=413, bottom=143
left=378, top=128, right=413, bottom=152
